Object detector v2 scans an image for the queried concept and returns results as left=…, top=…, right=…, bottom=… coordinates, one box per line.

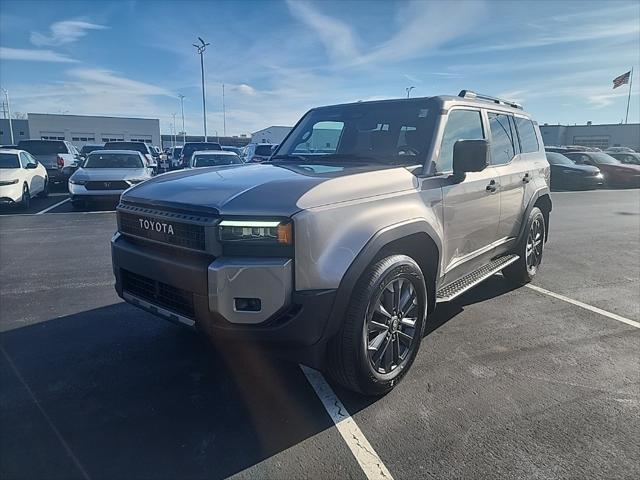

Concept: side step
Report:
left=436, top=254, right=519, bottom=302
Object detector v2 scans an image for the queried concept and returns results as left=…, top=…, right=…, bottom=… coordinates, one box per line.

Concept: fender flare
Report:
left=324, top=218, right=442, bottom=339
left=516, top=187, right=552, bottom=246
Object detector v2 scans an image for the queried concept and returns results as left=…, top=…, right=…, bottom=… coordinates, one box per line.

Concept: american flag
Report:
left=613, top=71, right=631, bottom=89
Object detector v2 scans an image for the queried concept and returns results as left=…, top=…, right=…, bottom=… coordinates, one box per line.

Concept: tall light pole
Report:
left=406, top=86, right=415, bottom=98
left=222, top=84, right=226, bottom=137
left=178, top=94, right=186, bottom=145
left=193, top=37, right=210, bottom=142
left=1, top=88, right=14, bottom=144
left=171, top=113, right=177, bottom=148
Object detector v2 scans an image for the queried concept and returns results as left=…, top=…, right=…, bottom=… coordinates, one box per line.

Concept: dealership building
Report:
left=251, top=126, right=292, bottom=144
left=539, top=122, right=640, bottom=151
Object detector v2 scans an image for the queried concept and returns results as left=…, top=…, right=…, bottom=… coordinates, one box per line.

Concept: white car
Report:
left=190, top=150, right=243, bottom=168
left=68, top=150, right=154, bottom=208
left=0, top=149, right=49, bottom=209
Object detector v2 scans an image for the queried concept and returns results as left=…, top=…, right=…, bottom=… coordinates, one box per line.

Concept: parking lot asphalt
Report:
left=0, top=189, right=638, bottom=480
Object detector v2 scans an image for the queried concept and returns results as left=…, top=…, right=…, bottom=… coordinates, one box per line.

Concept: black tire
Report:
left=71, top=199, right=85, bottom=210
left=327, top=254, right=427, bottom=396
left=19, top=184, right=30, bottom=210
left=38, top=179, right=49, bottom=198
left=503, top=206, right=545, bottom=285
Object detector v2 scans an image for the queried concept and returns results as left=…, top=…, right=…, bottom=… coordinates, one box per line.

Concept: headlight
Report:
left=0, top=179, right=19, bottom=186
left=69, top=178, right=86, bottom=185
left=218, top=220, right=293, bottom=245
left=595, top=172, right=603, bottom=178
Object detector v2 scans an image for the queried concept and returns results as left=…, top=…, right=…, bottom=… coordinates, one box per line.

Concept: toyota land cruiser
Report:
left=111, top=91, right=551, bottom=395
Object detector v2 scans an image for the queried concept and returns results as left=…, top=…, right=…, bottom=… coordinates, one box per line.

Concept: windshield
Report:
left=192, top=153, right=242, bottom=167
left=545, top=152, right=575, bottom=166
left=17, top=140, right=68, bottom=155
left=104, top=142, right=149, bottom=154
left=81, top=145, right=104, bottom=155
left=0, top=153, right=20, bottom=168
left=84, top=153, right=144, bottom=168
left=277, top=101, right=432, bottom=164
left=589, top=153, right=622, bottom=165
left=182, top=143, right=222, bottom=157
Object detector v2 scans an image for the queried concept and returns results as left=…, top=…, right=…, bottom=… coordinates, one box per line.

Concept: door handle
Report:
left=486, top=179, right=497, bottom=193
left=522, top=173, right=530, bottom=184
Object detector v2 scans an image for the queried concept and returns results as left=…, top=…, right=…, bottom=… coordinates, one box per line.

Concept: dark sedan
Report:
left=609, top=152, right=640, bottom=166
left=545, top=152, right=603, bottom=190
left=564, top=151, right=640, bottom=188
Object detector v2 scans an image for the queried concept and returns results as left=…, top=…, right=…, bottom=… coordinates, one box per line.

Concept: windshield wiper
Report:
left=270, top=154, right=309, bottom=162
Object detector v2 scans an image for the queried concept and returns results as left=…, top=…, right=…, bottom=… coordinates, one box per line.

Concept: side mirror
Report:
left=26, top=163, right=37, bottom=169
left=453, top=139, right=489, bottom=174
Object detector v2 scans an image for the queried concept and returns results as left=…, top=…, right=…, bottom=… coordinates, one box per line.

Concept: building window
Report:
left=19, top=131, right=24, bottom=136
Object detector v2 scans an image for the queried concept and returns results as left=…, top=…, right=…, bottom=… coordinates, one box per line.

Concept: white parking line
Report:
left=525, top=283, right=640, bottom=329
left=36, top=198, right=70, bottom=215
left=301, top=365, right=394, bottom=480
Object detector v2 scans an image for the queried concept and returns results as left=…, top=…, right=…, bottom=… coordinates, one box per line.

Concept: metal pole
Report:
left=406, top=86, right=414, bottom=98
left=200, top=52, right=207, bottom=141
left=2, top=89, right=14, bottom=144
left=172, top=113, right=177, bottom=148
left=625, top=67, right=633, bottom=125
left=222, top=84, right=226, bottom=137
left=178, top=94, right=186, bottom=145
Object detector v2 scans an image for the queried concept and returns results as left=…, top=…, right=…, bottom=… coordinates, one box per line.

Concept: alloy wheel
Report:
left=365, top=277, right=421, bottom=375
left=525, top=217, right=543, bottom=273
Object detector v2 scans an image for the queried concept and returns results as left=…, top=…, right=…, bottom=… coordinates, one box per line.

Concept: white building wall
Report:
left=251, top=126, right=292, bottom=144
left=27, top=114, right=161, bottom=148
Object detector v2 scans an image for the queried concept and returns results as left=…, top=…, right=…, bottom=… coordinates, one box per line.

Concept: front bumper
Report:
left=69, top=182, right=127, bottom=201
left=0, top=183, right=22, bottom=203
left=111, top=234, right=335, bottom=347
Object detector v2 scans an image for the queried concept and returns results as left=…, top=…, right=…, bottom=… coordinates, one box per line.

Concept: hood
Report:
left=122, top=162, right=417, bottom=216
left=72, top=167, right=151, bottom=182
left=0, top=168, right=22, bottom=182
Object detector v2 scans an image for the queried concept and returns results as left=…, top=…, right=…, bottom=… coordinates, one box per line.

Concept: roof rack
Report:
left=458, top=90, right=523, bottom=110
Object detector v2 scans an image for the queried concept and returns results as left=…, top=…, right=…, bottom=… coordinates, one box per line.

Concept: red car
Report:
left=565, top=151, right=640, bottom=188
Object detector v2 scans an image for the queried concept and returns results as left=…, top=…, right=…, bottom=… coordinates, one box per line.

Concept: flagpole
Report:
left=625, top=67, right=633, bottom=124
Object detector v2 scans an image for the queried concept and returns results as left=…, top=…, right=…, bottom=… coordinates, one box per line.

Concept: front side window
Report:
left=437, top=109, right=484, bottom=173
left=514, top=117, right=539, bottom=153
left=488, top=112, right=516, bottom=165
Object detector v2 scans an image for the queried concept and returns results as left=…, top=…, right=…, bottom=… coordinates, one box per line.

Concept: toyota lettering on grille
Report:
left=138, top=218, right=175, bottom=235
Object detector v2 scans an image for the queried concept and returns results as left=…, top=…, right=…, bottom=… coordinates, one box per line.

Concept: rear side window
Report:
left=17, top=140, right=68, bottom=155
left=488, top=113, right=517, bottom=165
left=514, top=117, right=539, bottom=153
left=437, top=109, right=484, bottom=172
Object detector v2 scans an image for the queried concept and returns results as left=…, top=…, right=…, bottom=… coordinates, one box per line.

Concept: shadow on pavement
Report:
left=0, top=303, right=338, bottom=480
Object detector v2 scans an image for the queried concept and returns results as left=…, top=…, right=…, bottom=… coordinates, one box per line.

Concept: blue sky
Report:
left=0, top=0, right=638, bottom=136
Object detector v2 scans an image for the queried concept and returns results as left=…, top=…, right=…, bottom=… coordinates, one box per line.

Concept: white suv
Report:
left=0, top=149, right=49, bottom=209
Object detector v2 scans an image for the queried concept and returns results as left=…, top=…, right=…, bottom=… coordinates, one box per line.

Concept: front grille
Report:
left=121, top=269, right=195, bottom=318
left=85, top=180, right=130, bottom=190
left=119, top=212, right=206, bottom=251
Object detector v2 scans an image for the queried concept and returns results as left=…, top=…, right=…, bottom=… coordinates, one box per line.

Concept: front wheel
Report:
left=19, top=184, right=30, bottom=210
left=503, top=206, right=545, bottom=284
left=327, top=254, right=427, bottom=396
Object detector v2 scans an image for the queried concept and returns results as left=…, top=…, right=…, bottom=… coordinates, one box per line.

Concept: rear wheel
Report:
left=503, top=206, right=545, bottom=284
left=327, top=254, right=427, bottom=396
left=19, top=184, right=30, bottom=210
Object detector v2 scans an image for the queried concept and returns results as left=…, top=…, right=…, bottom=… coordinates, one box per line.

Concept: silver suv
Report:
left=111, top=91, right=551, bottom=395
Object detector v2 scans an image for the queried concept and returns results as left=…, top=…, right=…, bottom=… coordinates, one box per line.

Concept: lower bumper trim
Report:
left=123, top=291, right=195, bottom=328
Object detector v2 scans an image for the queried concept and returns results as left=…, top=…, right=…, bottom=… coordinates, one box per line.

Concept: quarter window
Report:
left=437, top=109, right=484, bottom=172
left=488, top=112, right=516, bottom=165
left=514, top=117, right=539, bottom=153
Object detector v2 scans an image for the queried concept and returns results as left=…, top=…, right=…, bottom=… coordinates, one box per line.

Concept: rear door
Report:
left=439, top=108, right=501, bottom=282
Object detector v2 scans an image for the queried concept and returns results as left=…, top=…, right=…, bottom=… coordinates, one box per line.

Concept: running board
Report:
left=436, top=254, right=519, bottom=302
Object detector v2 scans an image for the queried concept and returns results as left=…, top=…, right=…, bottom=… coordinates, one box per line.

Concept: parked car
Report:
left=103, top=141, right=157, bottom=170
left=609, top=152, right=640, bottom=165
left=0, top=144, right=18, bottom=149
left=0, top=149, right=49, bottom=209
left=111, top=90, right=552, bottom=395
left=68, top=150, right=154, bottom=209
left=564, top=151, right=640, bottom=188
left=80, top=144, right=105, bottom=158
left=169, top=146, right=183, bottom=169
left=242, top=143, right=275, bottom=163
left=605, top=147, right=636, bottom=153
left=546, top=145, right=601, bottom=153
left=17, top=139, right=82, bottom=184
left=180, top=142, right=222, bottom=167
left=545, top=152, right=603, bottom=190
left=190, top=150, right=243, bottom=168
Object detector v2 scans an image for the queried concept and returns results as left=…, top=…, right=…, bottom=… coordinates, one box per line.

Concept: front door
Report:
left=435, top=108, right=501, bottom=283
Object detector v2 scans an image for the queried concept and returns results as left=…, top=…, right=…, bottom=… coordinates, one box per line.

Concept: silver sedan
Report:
left=68, top=150, right=154, bottom=208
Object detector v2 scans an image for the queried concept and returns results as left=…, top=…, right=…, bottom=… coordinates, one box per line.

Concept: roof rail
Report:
left=458, top=90, right=523, bottom=110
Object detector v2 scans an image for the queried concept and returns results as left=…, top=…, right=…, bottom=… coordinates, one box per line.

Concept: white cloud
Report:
left=285, top=0, right=358, bottom=63
left=67, top=68, right=171, bottom=96
left=30, top=19, right=108, bottom=47
left=0, top=46, right=78, bottom=63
